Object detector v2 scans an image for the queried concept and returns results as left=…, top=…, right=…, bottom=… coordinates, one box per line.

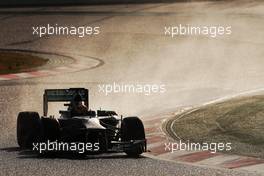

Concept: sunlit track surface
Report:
left=0, top=1, right=264, bottom=176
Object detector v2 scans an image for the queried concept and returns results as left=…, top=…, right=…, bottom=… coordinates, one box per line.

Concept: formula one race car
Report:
left=17, top=88, right=146, bottom=157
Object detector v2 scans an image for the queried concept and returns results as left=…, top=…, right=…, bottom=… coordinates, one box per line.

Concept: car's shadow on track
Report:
left=1, top=147, right=146, bottom=160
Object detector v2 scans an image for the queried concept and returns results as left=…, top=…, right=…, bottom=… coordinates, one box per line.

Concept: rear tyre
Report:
left=121, top=116, right=146, bottom=157
left=17, top=112, right=42, bottom=149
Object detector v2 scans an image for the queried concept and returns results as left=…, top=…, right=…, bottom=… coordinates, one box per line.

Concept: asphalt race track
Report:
left=0, top=1, right=264, bottom=176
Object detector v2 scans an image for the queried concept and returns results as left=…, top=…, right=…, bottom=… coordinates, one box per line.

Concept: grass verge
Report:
left=166, top=95, right=264, bottom=158
left=0, top=52, right=48, bottom=74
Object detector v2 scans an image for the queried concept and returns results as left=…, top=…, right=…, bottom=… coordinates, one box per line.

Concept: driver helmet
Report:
left=73, top=93, right=82, bottom=104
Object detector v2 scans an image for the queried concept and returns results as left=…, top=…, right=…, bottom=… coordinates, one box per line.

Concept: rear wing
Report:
left=43, top=88, right=89, bottom=116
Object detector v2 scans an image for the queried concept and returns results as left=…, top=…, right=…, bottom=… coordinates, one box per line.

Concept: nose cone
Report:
left=82, top=117, right=106, bottom=130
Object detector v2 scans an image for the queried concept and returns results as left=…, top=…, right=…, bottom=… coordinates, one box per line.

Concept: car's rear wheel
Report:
left=121, top=116, right=146, bottom=157
left=17, top=112, right=42, bottom=149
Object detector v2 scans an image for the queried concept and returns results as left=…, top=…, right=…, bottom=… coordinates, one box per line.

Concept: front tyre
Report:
left=121, top=116, right=146, bottom=157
